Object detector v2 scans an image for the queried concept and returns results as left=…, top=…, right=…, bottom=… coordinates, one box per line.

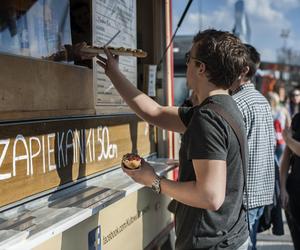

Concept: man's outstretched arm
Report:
left=95, top=48, right=186, bottom=133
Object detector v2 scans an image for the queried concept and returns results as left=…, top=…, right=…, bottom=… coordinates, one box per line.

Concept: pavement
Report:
left=256, top=211, right=294, bottom=250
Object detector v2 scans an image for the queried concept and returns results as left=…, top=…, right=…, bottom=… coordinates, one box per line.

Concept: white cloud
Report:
left=176, top=0, right=292, bottom=36
left=227, top=0, right=237, bottom=5
left=272, top=0, right=300, bottom=10
left=241, top=0, right=295, bottom=61
left=245, top=0, right=287, bottom=24
left=173, top=0, right=300, bottom=63
left=229, top=0, right=300, bottom=14
left=175, top=8, right=234, bottom=35
left=200, top=9, right=234, bottom=30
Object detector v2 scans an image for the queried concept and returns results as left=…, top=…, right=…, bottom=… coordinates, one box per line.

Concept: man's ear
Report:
left=198, top=63, right=206, bottom=74
left=243, top=66, right=250, bottom=76
left=238, top=66, right=249, bottom=81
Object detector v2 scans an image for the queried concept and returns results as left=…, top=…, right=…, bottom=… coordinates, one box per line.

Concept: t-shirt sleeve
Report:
left=178, top=106, right=194, bottom=127
left=185, top=109, right=229, bottom=161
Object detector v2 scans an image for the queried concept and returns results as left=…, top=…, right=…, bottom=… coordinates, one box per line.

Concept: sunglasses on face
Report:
left=185, top=52, right=205, bottom=66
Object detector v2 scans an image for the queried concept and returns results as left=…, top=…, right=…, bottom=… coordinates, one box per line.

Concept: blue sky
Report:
left=172, top=0, right=300, bottom=63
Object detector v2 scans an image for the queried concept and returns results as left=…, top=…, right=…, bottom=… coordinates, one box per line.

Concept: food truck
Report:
left=0, top=1, right=177, bottom=249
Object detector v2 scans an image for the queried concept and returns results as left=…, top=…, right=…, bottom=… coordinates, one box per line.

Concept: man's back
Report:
left=176, top=95, right=248, bottom=250
left=232, top=83, right=275, bottom=209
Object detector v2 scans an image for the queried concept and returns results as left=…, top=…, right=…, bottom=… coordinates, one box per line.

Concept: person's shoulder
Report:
left=190, top=106, right=232, bottom=139
left=193, top=105, right=223, bottom=125
left=232, top=86, right=254, bottom=102
left=253, top=89, right=270, bottom=103
left=198, top=97, right=243, bottom=128
left=242, top=85, right=264, bottom=99
left=232, top=90, right=252, bottom=111
left=293, top=112, right=300, bottom=120
left=235, top=86, right=270, bottom=107
left=199, top=95, right=235, bottom=112
left=204, top=95, right=243, bottom=118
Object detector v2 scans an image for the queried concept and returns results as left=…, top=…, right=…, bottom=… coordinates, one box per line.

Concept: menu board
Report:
left=92, top=0, right=137, bottom=109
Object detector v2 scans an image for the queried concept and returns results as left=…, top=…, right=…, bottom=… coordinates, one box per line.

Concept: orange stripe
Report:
left=165, top=0, right=175, bottom=159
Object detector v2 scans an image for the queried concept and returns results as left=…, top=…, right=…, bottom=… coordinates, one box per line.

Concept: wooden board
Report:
left=0, top=52, right=138, bottom=121
left=0, top=115, right=156, bottom=207
left=80, top=47, right=147, bottom=58
left=0, top=53, right=94, bottom=115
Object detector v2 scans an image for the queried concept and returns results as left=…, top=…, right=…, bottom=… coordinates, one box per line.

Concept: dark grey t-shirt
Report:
left=175, top=95, right=248, bottom=250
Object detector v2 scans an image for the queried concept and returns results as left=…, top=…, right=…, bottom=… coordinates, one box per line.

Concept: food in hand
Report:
left=122, top=153, right=142, bottom=169
left=80, top=45, right=148, bottom=58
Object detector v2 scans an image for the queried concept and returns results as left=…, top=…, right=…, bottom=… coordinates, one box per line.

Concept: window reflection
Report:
left=0, top=0, right=71, bottom=59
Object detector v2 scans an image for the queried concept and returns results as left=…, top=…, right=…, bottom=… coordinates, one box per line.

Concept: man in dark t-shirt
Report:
left=89, top=29, right=250, bottom=249
left=176, top=95, right=248, bottom=249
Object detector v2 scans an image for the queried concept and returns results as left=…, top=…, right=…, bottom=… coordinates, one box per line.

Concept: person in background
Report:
left=287, top=88, right=300, bottom=117
left=261, top=75, right=276, bottom=96
left=280, top=113, right=300, bottom=250
left=85, top=29, right=250, bottom=249
left=266, top=91, right=291, bottom=162
left=230, top=44, right=275, bottom=250
left=273, top=81, right=288, bottom=106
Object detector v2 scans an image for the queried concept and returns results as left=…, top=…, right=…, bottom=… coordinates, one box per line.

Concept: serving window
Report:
left=0, top=0, right=167, bottom=209
left=0, top=0, right=165, bottom=119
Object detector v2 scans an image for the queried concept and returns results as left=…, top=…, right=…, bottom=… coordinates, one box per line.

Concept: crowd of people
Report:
left=266, top=85, right=300, bottom=250
left=80, top=29, right=300, bottom=250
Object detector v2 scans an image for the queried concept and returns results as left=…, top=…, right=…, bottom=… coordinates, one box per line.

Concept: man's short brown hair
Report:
left=244, top=43, right=260, bottom=80
left=193, top=29, right=249, bottom=89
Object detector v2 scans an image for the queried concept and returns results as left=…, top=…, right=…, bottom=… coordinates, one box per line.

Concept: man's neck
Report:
left=208, top=89, right=229, bottom=97
left=240, top=80, right=251, bottom=85
left=231, top=80, right=251, bottom=94
left=196, top=88, right=229, bottom=104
